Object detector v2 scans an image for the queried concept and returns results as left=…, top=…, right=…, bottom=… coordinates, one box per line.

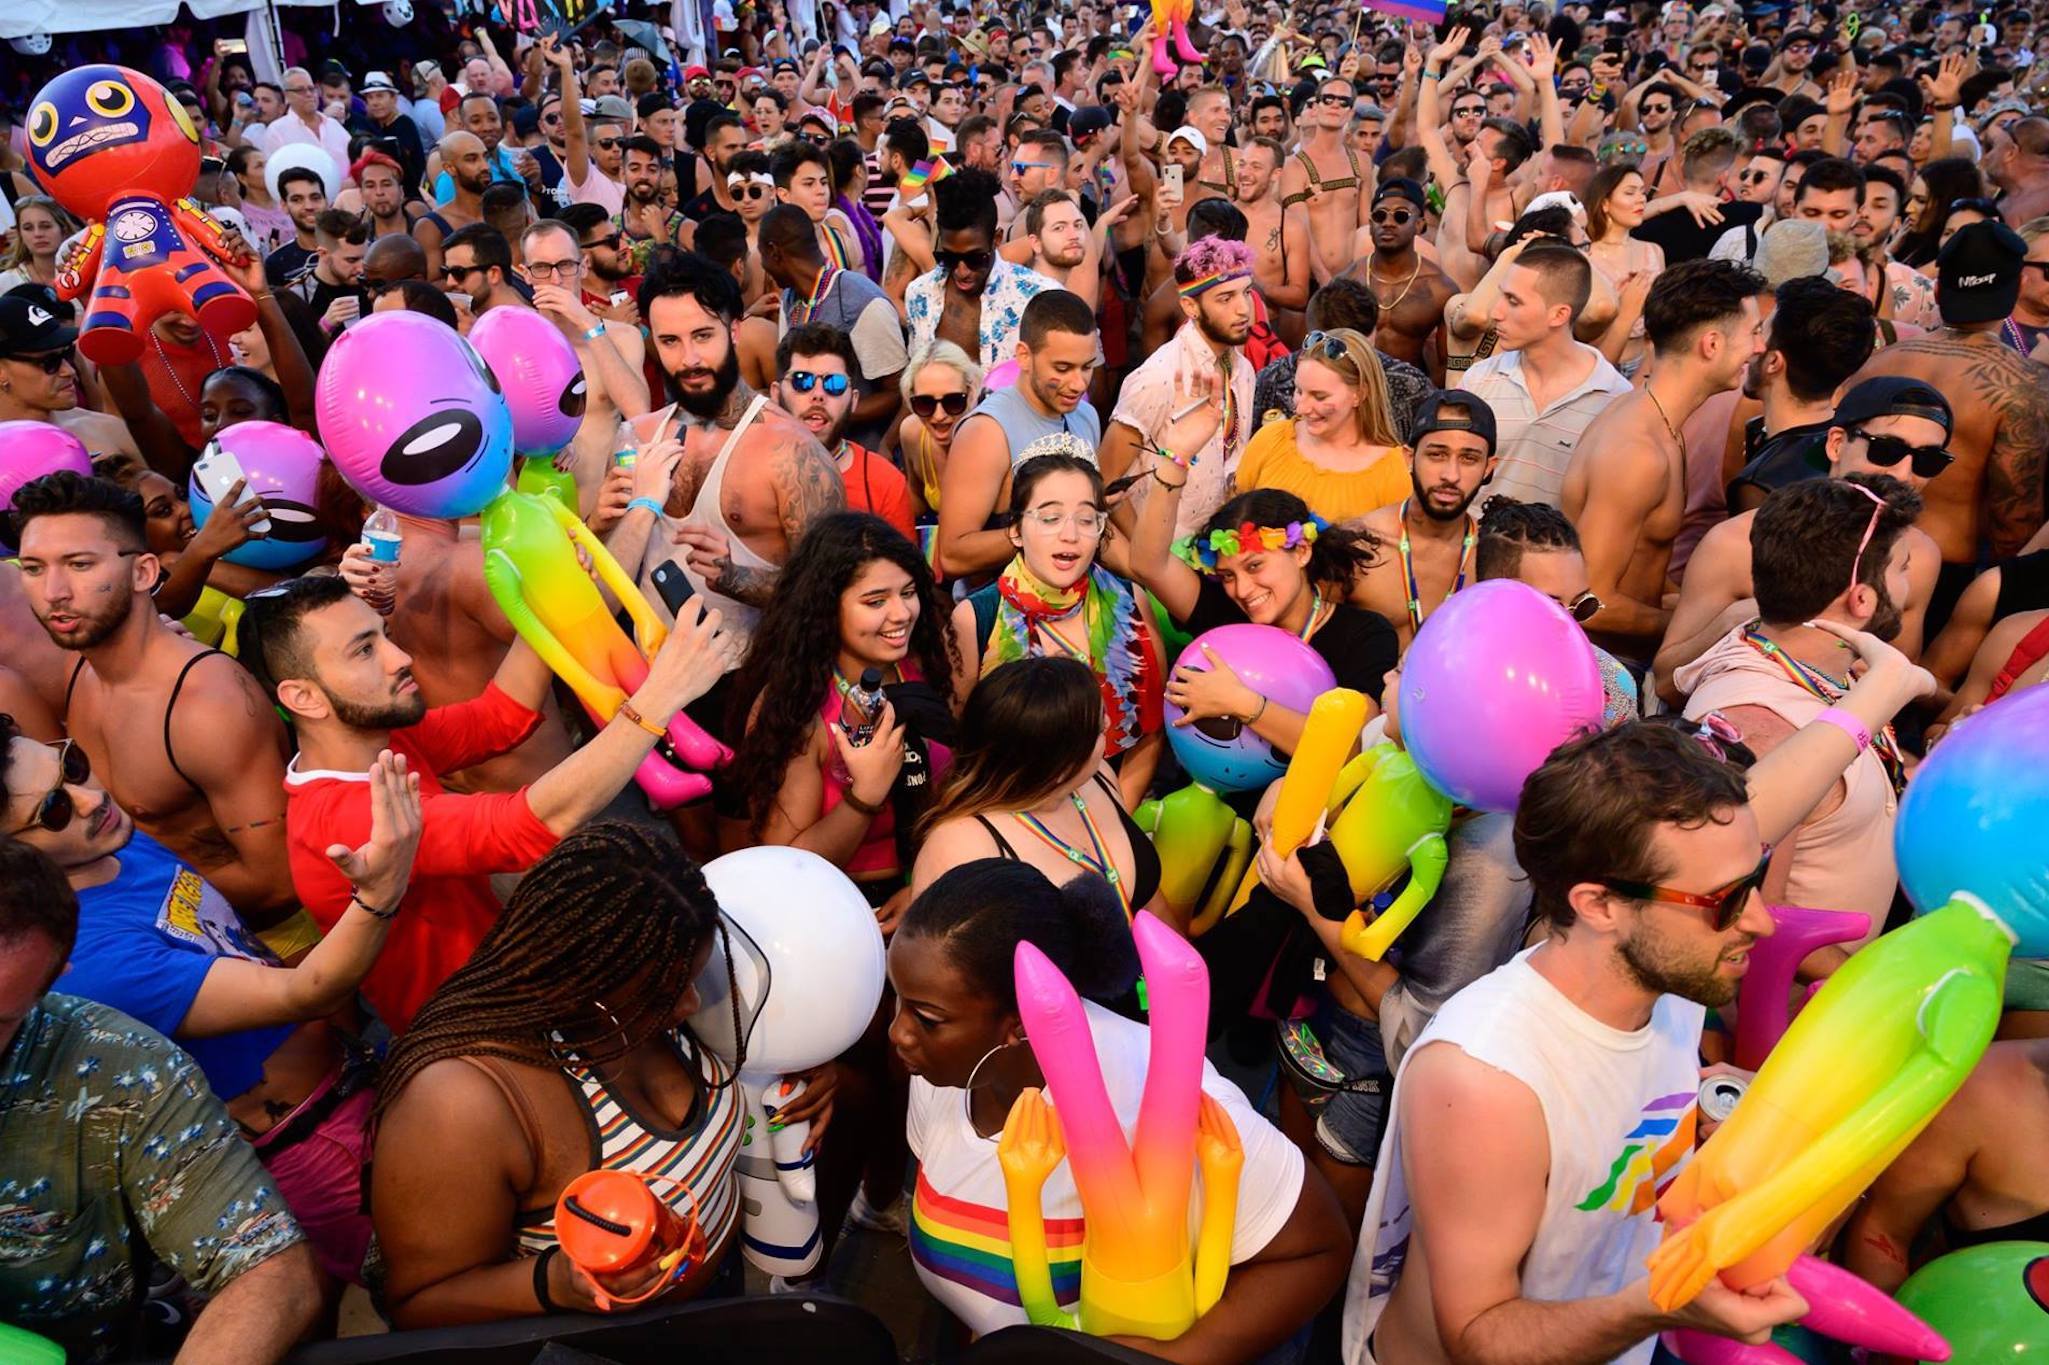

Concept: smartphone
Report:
left=1603, top=36, right=1627, bottom=55
left=609, top=289, right=630, bottom=306
left=650, top=559, right=697, bottom=618
left=191, top=444, right=272, bottom=535
left=1163, top=162, right=1184, bottom=197
left=219, top=37, right=249, bottom=53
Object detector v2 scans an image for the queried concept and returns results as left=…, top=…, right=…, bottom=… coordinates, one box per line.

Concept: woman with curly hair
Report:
left=371, top=821, right=746, bottom=1326
left=721, top=512, right=970, bottom=912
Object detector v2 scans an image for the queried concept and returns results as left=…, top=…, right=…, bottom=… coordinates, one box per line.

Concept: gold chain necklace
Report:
left=1368, top=252, right=1423, bottom=312
left=1646, top=385, right=1683, bottom=448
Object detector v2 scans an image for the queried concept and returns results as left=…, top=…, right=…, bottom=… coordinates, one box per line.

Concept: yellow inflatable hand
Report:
left=1192, top=1093, right=1244, bottom=1317
left=999, top=1087, right=1076, bottom=1329
left=1648, top=896, right=2009, bottom=1310
left=1230, top=689, right=1368, bottom=912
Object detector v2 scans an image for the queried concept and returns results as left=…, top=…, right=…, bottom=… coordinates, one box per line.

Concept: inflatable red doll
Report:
left=24, top=65, right=255, bottom=365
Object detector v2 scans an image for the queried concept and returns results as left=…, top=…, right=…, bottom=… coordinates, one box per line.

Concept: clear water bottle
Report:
left=361, top=508, right=402, bottom=617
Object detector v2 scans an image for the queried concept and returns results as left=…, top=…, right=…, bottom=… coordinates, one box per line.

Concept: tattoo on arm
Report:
left=776, top=430, right=848, bottom=548
left=1984, top=353, right=2049, bottom=557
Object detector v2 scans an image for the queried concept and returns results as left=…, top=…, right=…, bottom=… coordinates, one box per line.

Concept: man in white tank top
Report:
left=1342, top=723, right=1805, bottom=1365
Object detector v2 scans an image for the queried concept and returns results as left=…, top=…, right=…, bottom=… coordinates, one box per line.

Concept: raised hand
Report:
left=324, top=750, right=424, bottom=914
left=1428, top=25, right=1471, bottom=67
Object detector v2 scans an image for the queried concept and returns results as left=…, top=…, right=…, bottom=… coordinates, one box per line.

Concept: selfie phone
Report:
left=1603, top=36, right=1626, bottom=54
left=1163, top=162, right=1184, bottom=196
left=610, top=289, right=630, bottom=306
left=191, top=444, right=272, bottom=536
left=651, top=560, right=697, bottom=618
left=219, top=37, right=249, bottom=53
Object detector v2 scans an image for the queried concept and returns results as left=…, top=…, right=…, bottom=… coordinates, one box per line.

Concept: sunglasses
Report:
left=13, top=739, right=92, bottom=835
left=1012, top=159, right=1062, bottom=173
left=1371, top=206, right=1417, bottom=225
left=1554, top=589, right=1602, bottom=623
left=594, top=137, right=624, bottom=149
left=10, top=348, right=72, bottom=375
left=1642, top=102, right=1674, bottom=114
left=787, top=369, right=851, bottom=396
left=1301, top=330, right=1355, bottom=363
left=439, top=263, right=483, bottom=280
left=1738, top=167, right=1778, bottom=183
left=1317, top=92, right=1352, bottom=106
left=910, top=390, right=970, bottom=418
left=732, top=183, right=771, bottom=199
left=1850, top=426, right=1953, bottom=480
left=1600, top=848, right=1771, bottom=931
left=581, top=232, right=624, bottom=252
left=936, top=247, right=995, bottom=272
left=1452, top=105, right=1486, bottom=117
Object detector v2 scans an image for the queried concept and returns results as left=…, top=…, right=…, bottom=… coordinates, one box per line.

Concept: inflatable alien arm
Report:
left=1339, top=831, right=1449, bottom=961
left=545, top=496, right=671, bottom=657
left=482, top=535, right=631, bottom=718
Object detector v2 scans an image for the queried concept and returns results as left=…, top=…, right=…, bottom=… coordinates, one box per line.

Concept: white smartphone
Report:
left=609, top=289, right=630, bottom=307
left=191, top=444, right=272, bottom=536
left=1163, top=163, right=1184, bottom=197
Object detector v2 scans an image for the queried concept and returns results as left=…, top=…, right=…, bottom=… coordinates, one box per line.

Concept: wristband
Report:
left=581, top=322, right=606, bottom=342
left=1422, top=68, right=1441, bottom=80
left=534, top=1246, right=563, bottom=1313
left=1811, top=706, right=1871, bottom=752
left=1243, top=694, right=1269, bottom=725
left=617, top=699, right=668, bottom=739
left=841, top=788, right=886, bottom=817
left=625, top=496, right=666, bottom=518
left=349, top=891, right=398, bottom=921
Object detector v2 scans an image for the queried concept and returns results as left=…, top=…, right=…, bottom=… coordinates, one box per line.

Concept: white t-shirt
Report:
left=1343, top=949, right=1705, bottom=1365
left=907, top=1000, right=1304, bottom=1335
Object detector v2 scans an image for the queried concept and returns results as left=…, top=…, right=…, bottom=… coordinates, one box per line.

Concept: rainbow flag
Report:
left=1362, top=0, right=1448, bottom=23
left=898, top=156, right=955, bottom=196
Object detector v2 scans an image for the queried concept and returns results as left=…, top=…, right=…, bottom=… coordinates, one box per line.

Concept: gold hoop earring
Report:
left=962, top=1033, right=1029, bottom=1138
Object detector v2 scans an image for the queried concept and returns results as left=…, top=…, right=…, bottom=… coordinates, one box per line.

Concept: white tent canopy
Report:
left=2, top=0, right=378, bottom=46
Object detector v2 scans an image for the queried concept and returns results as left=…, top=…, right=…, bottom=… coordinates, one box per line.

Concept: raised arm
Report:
left=1529, top=35, right=1566, bottom=152
left=1417, top=28, right=1468, bottom=195
left=544, top=39, right=589, bottom=187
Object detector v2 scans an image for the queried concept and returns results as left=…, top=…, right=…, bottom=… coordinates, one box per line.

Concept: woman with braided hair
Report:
left=370, top=820, right=747, bottom=1327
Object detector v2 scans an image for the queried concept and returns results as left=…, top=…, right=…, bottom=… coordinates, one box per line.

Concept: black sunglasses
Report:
left=438, top=263, right=482, bottom=280
left=13, top=739, right=92, bottom=835
left=787, top=369, right=851, bottom=396
left=1600, top=849, right=1771, bottom=931
left=936, top=247, right=995, bottom=272
left=10, top=348, right=72, bottom=375
left=910, top=390, right=970, bottom=418
left=1452, top=104, right=1486, bottom=116
left=581, top=232, right=624, bottom=252
left=1851, top=426, right=1954, bottom=479
left=1317, top=92, right=1352, bottom=106
left=1371, top=206, right=1416, bottom=225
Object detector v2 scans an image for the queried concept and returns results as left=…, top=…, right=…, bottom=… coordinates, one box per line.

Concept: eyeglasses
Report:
left=9, top=348, right=72, bottom=375
left=910, top=390, right=970, bottom=418
left=11, top=739, right=92, bottom=835
left=787, top=369, right=851, bottom=396
left=526, top=258, right=583, bottom=280
left=1371, top=206, right=1416, bottom=226
left=936, top=247, right=995, bottom=272
left=1850, top=426, right=1953, bottom=480
left=1839, top=476, right=1888, bottom=598
left=581, top=232, right=623, bottom=252
left=1600, top=848, right=1771, bottom=932
left=1022, top=506, right=1105, bottom=535
left=1553, top=589, right=1602, bottom=623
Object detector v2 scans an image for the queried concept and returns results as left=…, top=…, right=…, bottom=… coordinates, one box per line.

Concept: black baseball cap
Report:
left=1067, top=105, right=1115, bottom=144
left=1375, top=176, right=1427, bottom=210
left=0, top=293, right=78, bottom=359
left=1411, top=389, right=1498, bottom=453
left=1937, top=219, right=2026, bottom=325
left=1831, top=376, right=1954, bottom=437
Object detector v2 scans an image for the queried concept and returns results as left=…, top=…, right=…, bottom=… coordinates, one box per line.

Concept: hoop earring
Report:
left=962, top=1033, right=1029, bottom=1138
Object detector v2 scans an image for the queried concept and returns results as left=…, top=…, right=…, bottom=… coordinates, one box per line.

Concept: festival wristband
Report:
left=625, top=496, right=666, bottom=519
left=617, top=700, right=668, bottom=739
left=581, top=323, right=606, bottom=342
left=534, top=1246, right=563, bottom=1312
left=1811, top=706, right=1871, bottom=752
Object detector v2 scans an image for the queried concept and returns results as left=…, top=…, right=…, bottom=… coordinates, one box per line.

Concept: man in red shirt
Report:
left=240, top=575, right=736, bottom=1031
left=774, top=324, right=916, bottom=542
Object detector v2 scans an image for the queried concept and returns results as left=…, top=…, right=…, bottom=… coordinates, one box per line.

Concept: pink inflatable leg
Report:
left=631, top=753, right=712, bottom=809
left=1783, top=1255, right=1950, bottom=1359
left=1733, top=905, right=1870, bottom=1070
left=1152, top=33, right=1178, bottom=76
left=1171, top=18, right=1202, bottom=63
left=1661, top=1329, right=1801, bottom=1365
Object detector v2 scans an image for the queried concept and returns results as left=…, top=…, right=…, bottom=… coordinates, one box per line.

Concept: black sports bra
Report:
left=971, top=772, right=1162, bottom=911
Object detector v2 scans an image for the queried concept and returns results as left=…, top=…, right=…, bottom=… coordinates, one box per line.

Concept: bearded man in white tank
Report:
left=1337, top=651, right=1935, bottom=1365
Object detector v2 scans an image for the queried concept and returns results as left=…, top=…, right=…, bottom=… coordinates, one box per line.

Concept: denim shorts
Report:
left=1310, top=998, right=1393, bottom=1168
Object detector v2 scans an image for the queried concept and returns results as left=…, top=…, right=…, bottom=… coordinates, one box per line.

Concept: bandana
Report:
left=982, top=556, right=1163, bottom=756
left=1177, top=268, right=1252, bottom=297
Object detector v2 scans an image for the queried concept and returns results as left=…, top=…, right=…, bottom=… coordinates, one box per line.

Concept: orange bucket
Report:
left=553, top=1170, right=708, bottom=1310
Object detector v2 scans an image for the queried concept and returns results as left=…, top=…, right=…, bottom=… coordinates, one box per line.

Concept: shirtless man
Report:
left=1337, top=179, right=1460, bottom=380
left=413, top=131, right=491, bottom=279
left=1563, top=259, right=1768, bottom=667
left=1279, top=75, right=1373, bottom=286
left=1234, top=137, right=1311, bottom=337
left=15, top=473, right=301, bottom=931
left=604, top=251, right=845, bottom=669
left=1184, top=86, right=1240, bottom=202
left=1348, top=392, right=1500, bottom=650
left=1657, top=378, right=1952, bottom=705
left=1002, top=187, right=1130, bottom=310
left=1848, top=222, right=2049, bottom=622
left=1420, top=28, right=1560, bottom=291
left=0, top=297, right=139, bottom=460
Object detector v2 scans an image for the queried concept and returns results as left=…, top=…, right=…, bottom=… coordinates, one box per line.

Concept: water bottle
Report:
left=841, top=668, right=886, bottom=747
left=361, top=508, right=402, bottom=616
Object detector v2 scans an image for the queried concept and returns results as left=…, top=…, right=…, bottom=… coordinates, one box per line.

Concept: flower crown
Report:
left=1184, top=517, right=1326, bottom=571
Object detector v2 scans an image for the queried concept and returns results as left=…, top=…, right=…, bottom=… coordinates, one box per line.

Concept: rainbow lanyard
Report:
left=795, top=264, right=840, bottom=324
left=1218, top=357, right=1239, bottom=465
left=1396, top=501, right=1476, bottom=632
left=1013, top=792, right=1132, bottom=920
left=1741, top=628, right=1905, bottom=793
left=1030, top=598, right=1092, bottom=663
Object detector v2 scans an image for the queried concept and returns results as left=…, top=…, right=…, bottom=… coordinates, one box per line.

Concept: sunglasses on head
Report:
left=1851, top=426, right=1953, bottom=479
left=1371, top=206, right=1416, bottom=225
left=11, top=348, right=72, bottom=375
left=910, top=390, right=970, bottom=417
left=1600, top=847, right=1771, bottom=931
left=1301, top=329, right=1355, bottom=363
left=13, top=739, right=92, bottom=835
left=936, top=247, right=995, bottom=272
left=787, top=369, right=851, bottom=396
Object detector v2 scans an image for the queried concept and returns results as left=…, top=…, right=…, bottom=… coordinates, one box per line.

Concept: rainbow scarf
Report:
left=983, top=556, right=1163, bottom=756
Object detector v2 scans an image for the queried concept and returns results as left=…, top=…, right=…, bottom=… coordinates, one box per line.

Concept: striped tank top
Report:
left=513, top=1033, right=744, bottom=1258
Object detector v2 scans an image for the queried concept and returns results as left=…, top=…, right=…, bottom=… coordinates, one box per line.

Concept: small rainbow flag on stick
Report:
left=1362, top=0, right=1448, bottom=23
left=898, top=156, right=956, bottom=195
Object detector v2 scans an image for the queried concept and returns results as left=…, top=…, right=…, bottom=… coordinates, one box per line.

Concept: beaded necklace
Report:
left=1396, top=501, right=1475, bottom=631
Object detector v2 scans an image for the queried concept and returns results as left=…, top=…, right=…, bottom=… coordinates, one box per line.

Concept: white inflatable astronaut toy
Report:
left=693, top=846, right=887, bottom=1276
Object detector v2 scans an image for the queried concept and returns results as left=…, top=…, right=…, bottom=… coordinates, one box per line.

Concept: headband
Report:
left=1177, top=267, right=1252, bottom=297
left=1187, top=517, right=1325, bottom=570
left=728, top=171, right=775, bottom=187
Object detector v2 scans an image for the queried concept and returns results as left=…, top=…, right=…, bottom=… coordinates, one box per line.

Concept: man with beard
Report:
left=1849, top=166, right=1939, bottom=329
left=1723, top=278, right=1879, bottom=514
left=1235, top=138, right=1310, bottom=339
left=543, top=41, right=625, bottom=218
left=1345, top=675, right=1936, bottom=1362
left=414, top=131, right=492, bottom=278
left=681, top=114, right=749, bottom=221
left=1670, top=476, right=1922, bottom=964
left=431, top=92, right=525, bottom=200
left=606, top=252, right=844, bottom=663
left=1461, top=242, right=1631, bottom=512
left=759, top=205, right=906, bottom=447
left=264, top=166, right=329, bottom=287
left=13, top=474, right=303, bottom=936
left=1338, top=178, right=1459, bottom=380
left=282, top=209, right=370, bottom=364
left=1346, top=392, right=1501, bottom=650
left=439, top=224, right=526, bottom=318
left=1564, top=260, right=1769, bottom=669
left=905, top=169, right=1059, bottom=371
left=360, top=71, right=427, bottom=198
left=1766, top=27, right=1824, bottom=100
left=1279, top=75, right=1373, bottom=286
left=615, top=137, right=691, bottom=277
left=1660, top=378, right=1951, bottom=701
left=1620, top=81, right=1683, bottom=193
left=252, top=571, right=733, bottom=1033
left=1101, top=237, right=1256, bottom=538
left=1007, top=189, right=1126, bottom=310
left=771, top=324, right=914, bottom=540
left=1000, top=128, right=1071, bottom=246
left=349, top=150, right=417, bottom=239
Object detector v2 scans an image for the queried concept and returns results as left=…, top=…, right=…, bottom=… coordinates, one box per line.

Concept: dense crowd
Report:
left=1, top=0, right=2048, bottom=1361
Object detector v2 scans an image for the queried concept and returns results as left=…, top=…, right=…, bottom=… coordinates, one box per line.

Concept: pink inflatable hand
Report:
left=1783, top=1255, right=1949, bottom=1359
left=1733, top=905, right=1870, bottom=1071
left=1661, top=1329, right=1801, bottom=1365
